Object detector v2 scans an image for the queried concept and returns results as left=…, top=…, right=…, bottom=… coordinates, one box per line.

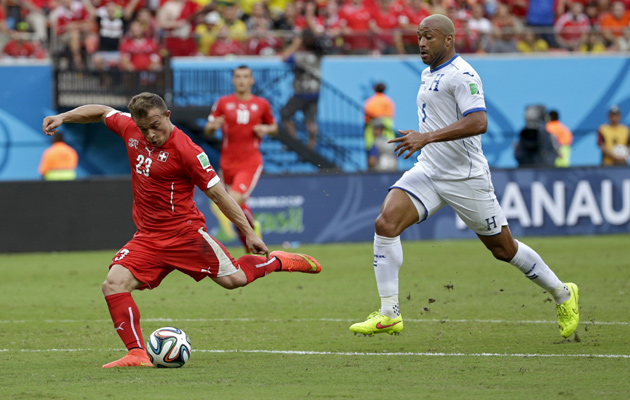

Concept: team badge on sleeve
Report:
left=197, top=152, right=211, bottom=169
left=469, top=83, right=479, bottom=95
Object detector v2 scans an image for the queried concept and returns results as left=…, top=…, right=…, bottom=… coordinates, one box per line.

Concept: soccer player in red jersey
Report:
left=42, top=93, right=320, bottom=368
left=204, top=65, right=278, bottom=251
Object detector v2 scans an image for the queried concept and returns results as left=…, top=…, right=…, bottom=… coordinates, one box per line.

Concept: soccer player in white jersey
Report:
left=349, top=15, right=580, bottom=338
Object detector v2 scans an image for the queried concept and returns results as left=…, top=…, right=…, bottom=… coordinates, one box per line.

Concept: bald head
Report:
left=416, top=14, right=457, bottom=68
left=419, top=14, right=456, bottom=37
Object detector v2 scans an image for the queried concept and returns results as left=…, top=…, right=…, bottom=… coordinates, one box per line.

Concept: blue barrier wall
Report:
left=2, top=56, right=630, bottom=180
left=197, top=166, right=630, bottom=246
left=4, top=166, right=626, bottom=253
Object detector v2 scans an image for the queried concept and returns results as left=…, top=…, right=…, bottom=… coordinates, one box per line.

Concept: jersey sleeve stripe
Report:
left=206, top=175, right=221, bottom=189
left=105, top=110, right=132, bottom=119
left=463, top=107, right=486, bottom=116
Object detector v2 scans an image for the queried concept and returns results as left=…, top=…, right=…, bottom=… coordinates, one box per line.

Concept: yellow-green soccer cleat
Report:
left=349, top=311, right=403, bottom=336
left=557, top=282, right=580, bottom=338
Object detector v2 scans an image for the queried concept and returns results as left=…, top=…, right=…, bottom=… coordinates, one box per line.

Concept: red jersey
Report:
left=398, top=4, right=430, bottom=45
left=294, top=15, right=325, bottom=31
left=3, top=40, right=37, bottom=58
left=105, top=110, right=219, bottom=237
left=245, top=36, right=281, bottom=56
left=119, top=37, right=161, bottom=70
left=339, top=3, right=372, bottom=30
left=339, top=2, right=373, bottom=50
left=209, top=39, right=244, bottom=57
left=54, top=1, right=90, bottom=34
left=210, top=94, right=275, bottom=171
left=553, top=12, right=590, bottom=41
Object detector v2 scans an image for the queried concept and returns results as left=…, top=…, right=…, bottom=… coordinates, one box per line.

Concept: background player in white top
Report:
left=349, top=15, right=580, bottom=339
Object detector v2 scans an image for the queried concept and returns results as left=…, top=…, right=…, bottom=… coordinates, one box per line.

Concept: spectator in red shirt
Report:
left=369, top=0, right=404, bottom=54
left=321, top=0, right=344, bottom=53
left=51, top=0, right=93, bottom=69
left=398, top=0, right=431, bottom=52
left=119, top=20, right=162, bottom=71
left=294, top=1, right=325, bottom=33
left=2, top=27, right=44, bottom=59
left=209, top=25, right=245, bottom=56
left=554, top=1, right=591, bottom=51
left=339, top=0, right=374, bottom=53
left=157, top=0, right=200, bottom=57
left=501, top=0, right=529, bottom=19
left=245, top=18, right=281, bottom=55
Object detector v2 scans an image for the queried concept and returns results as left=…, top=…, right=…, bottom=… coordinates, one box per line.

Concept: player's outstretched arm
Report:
left=390, top=111, right=487, bottom=159
left=42, top=105, right=115, bottom=136
left=204, top=184, right=269, bottom=258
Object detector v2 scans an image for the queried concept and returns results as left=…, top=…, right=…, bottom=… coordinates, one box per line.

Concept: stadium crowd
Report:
left=1, top=0, right=630, bottom=68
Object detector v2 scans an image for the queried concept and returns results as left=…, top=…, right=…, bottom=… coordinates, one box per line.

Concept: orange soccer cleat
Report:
left=270, top=251, right=322, bottom=274
left=102, top=348, right=154, bottom=368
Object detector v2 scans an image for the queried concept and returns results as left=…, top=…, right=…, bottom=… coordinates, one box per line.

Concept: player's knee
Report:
left=375, top=214, right=400, bottom=237
left=102, top=278, right=119, bottom=296
left=491, top=246, right=516, bottom=262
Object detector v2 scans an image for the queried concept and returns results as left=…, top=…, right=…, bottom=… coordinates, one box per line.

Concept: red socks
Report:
left=105, top=292, right=145, bottom=350
left=237, top=255, right=281, bottom=284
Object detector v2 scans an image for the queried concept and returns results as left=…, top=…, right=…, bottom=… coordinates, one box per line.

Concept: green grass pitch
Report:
left=1, top=235, right=629, bottom=399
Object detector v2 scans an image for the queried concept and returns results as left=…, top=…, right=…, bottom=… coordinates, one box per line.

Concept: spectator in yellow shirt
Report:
left=196, top=11, right=222, bottom=55
left=598, top=105, right=630, bottom=166
left=516, top=29, right=549, bottom=53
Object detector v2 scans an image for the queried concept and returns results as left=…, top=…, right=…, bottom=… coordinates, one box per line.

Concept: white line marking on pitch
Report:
left=1, top=348, right=629, bottom=358
left=1, top=317, right=628, bottom=325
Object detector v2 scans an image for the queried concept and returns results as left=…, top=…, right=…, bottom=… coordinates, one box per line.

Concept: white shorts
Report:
left=391, top=164, right=507, bottom=236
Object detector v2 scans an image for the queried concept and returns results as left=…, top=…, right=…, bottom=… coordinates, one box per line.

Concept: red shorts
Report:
left=221, top=162, right=263, bottom=197
left=110, top=226, right=238, bottom=290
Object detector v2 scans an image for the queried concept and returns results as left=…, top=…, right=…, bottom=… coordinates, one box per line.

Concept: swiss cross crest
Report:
left=226, top=103, right=235, bottom=110
left=251, top=104, right=258, bottom=111
left=158, top=151, right=169, bottom=162
left=128, top=138, right=139, bottom=149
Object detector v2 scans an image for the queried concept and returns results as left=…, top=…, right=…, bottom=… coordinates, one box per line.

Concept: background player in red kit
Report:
left=42, top=93, right=320, bottom=368
left=204, top=65, right=278, bottom=250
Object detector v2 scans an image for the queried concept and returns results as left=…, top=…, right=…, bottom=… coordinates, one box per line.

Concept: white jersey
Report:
left=416, top=54, right=488, bottom=180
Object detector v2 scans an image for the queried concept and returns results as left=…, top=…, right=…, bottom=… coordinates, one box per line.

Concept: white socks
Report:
left=509, top=240, right=570, bottom=305
left=374, top=234, right=403, bottom=318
